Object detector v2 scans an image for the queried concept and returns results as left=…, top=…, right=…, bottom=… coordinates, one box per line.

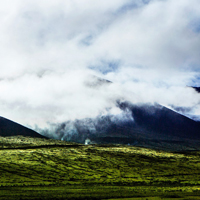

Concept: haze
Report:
left=0, top=0, right=200, bottom=131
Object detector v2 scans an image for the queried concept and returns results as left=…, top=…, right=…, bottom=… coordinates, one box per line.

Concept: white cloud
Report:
left=0, top=0, right=200, bottom=130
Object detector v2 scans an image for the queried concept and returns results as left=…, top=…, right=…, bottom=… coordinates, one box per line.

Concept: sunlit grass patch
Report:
left=0, top=136, right=200, bottom=199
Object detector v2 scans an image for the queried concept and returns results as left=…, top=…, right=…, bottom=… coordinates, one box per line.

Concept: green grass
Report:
left=0, top=136, right=200, bottom=199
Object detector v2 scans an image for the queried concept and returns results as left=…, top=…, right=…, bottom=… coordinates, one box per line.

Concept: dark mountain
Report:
left=50, top=100, right=200, bottom=151
left=39, top=78, right=200, bottom=150
left=167, top=87, right=200, bottom=121
left=193, top=87, right=200, bottom=93
left=0, top=117, right=46, bottom=138
left=124, top=102, right=200, bottom=140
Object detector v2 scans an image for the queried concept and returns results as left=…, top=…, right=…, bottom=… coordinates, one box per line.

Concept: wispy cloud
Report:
left=0, top=0, right=200, bottom=129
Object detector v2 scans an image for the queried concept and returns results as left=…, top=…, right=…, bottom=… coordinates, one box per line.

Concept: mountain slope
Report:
left=25, top=76, right=200, bottom=150
left=49, top=100, right=200, bottom=150
left=124, top=102, right=200, bottom=140
left=0, top=117, right=46, bottom=138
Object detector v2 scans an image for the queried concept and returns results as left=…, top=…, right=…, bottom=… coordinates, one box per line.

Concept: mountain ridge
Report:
left=0, top=116, right=46, bottom=138
left=43, top=100, right=200, bottom=151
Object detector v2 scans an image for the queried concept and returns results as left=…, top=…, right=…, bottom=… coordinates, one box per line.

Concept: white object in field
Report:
left=85, top=138, right=91, bottom=145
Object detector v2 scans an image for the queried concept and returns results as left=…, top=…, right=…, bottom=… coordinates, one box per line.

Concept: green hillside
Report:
left=0, top=136, right=200, bottom=200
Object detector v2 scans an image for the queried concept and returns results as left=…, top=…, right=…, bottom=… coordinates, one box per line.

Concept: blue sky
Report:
left=0, top=0, right=200, bottom=128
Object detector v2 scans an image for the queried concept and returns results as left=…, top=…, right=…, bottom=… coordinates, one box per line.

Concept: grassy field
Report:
left=0, top=136, right=200, bottom=199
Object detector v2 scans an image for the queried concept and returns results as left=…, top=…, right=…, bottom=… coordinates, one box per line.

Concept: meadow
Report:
left=0, top=136, right=200, bottom=199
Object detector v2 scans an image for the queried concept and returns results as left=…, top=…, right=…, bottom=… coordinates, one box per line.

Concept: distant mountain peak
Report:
left=192, top=87, right=200, bottom=93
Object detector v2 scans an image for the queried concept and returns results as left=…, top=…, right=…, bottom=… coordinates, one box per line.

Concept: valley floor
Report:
left=0, top=136, right=200, bottom=200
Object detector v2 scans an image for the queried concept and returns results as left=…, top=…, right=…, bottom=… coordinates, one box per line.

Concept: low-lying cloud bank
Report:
left=0, top=0, right=200, bottom=132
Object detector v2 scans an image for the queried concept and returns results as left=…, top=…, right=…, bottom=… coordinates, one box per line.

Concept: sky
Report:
left=0, top=0, right=200, bottom=130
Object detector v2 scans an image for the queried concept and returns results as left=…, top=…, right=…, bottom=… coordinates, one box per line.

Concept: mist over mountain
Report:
left=0, top=75, right=199, bottom=151
left=0, top=0, right=200, bottom=131
left=36, top=82, right=200, bottom=150
left=193, top=87, right=200, bottom=93
left=0, top=0, right=200, bottom=151
left=166, top=87, right=200, bottom=121
left=44, top=102, right=199, bottom=138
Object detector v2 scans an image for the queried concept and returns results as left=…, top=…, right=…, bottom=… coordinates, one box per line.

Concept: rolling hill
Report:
left=0, top=136, right=200, bottom=200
